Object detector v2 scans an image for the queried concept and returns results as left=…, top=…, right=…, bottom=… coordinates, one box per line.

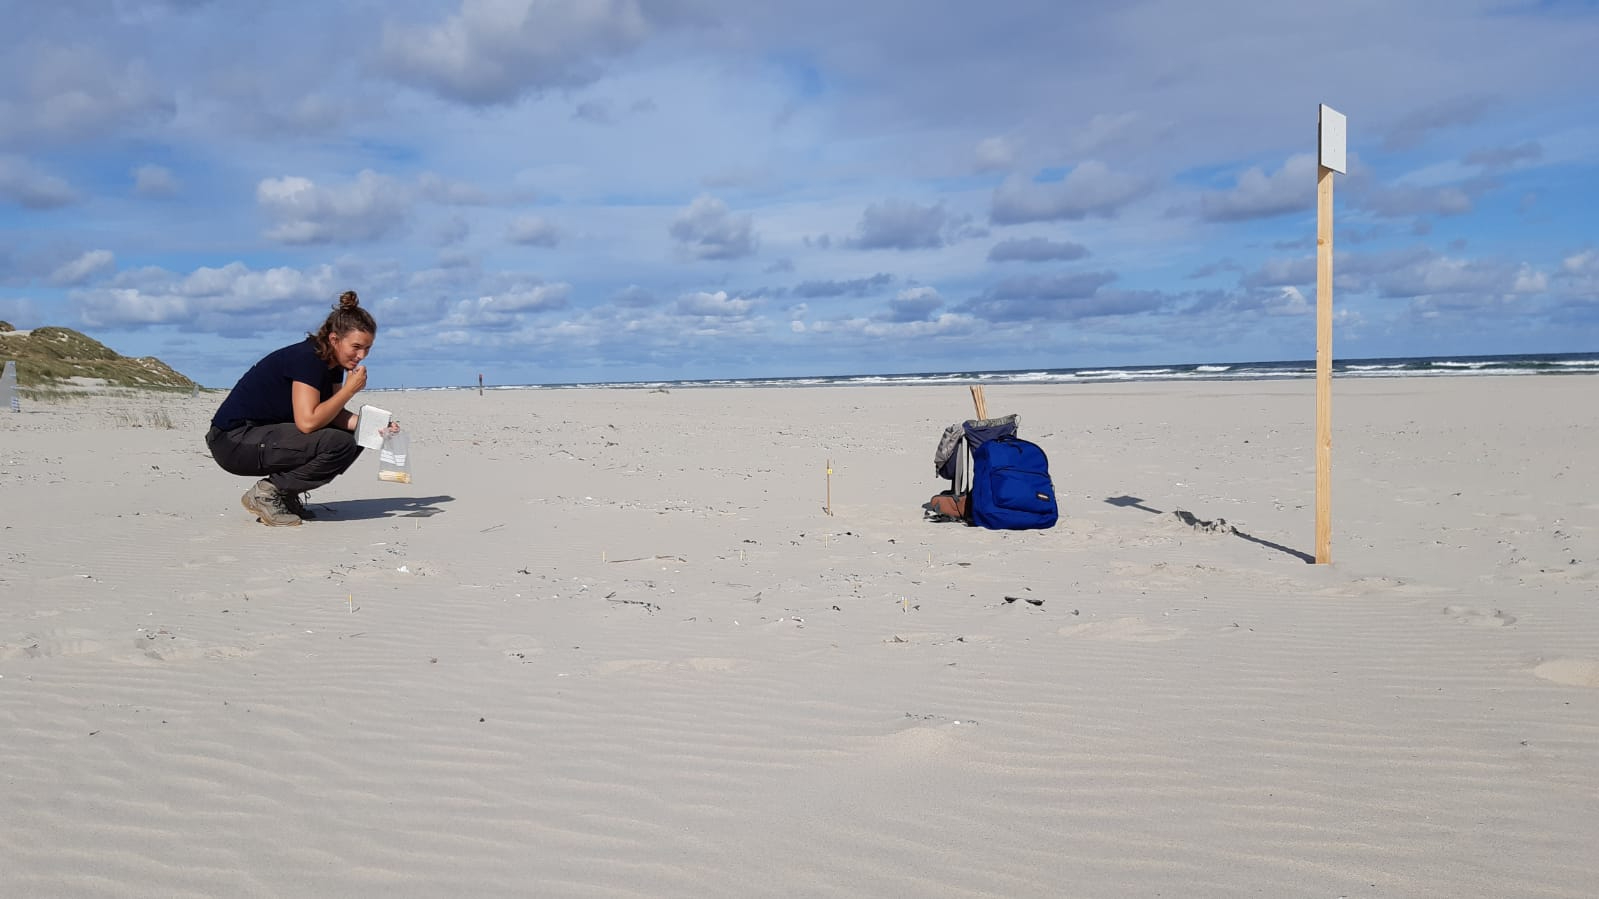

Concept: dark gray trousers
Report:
left=206, top=423, right=363, bottom=493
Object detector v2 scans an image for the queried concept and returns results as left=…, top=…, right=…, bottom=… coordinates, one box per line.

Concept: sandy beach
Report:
left=2, top=376, right=1596, bottom=898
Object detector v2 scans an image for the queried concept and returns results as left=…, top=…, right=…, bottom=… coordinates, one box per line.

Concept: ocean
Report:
left=510, top=351, right=1599, bottom=391
left=369, top=351, right=1599, bottom=392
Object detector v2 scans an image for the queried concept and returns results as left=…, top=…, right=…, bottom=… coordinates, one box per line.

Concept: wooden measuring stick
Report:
left=969, top=385, right=988, bottom=419
left=1315, top=165, right=1334, bottom=564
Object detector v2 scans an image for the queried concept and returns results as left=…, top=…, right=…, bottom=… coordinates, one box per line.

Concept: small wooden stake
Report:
left=824, top=459, right=833, bottom=515
left=969, top=385, right=988, bottom=419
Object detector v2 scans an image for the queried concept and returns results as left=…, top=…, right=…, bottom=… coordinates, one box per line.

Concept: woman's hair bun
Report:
left=338, top=290, right=360, bottom=309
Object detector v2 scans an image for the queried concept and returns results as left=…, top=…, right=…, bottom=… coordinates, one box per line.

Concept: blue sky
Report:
left=2, top=0, right=1597, bottom=387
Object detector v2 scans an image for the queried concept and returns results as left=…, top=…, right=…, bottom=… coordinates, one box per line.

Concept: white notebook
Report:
left=354, top=404, right=392, bottom=450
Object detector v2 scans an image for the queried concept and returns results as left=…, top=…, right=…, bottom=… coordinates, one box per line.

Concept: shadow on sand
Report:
left=315, top=495, right=455, bottom=521
left=1104, top=494, right=1314, bottom=564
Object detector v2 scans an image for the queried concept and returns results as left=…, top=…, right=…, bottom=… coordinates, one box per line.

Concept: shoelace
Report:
left=280, top=491, right=317, bottom=520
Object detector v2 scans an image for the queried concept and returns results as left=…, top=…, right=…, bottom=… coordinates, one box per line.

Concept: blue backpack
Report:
left=970, top=436, right=1058, bottom=530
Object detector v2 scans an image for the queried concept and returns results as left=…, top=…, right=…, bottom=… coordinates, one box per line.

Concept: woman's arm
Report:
left=291, top=367, right=366, bottom=434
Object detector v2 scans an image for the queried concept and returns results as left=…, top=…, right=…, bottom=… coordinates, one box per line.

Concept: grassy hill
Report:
left=0, top=321, right=198, bottom=391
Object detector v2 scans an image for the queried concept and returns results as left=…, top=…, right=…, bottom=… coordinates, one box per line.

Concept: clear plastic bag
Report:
left=378, top=431, right=411, bottom=484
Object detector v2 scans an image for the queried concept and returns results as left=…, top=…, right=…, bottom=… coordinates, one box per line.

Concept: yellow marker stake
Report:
left=824, top=459, right=834, bottom=516
left=348, top=594, right=354, bottom=614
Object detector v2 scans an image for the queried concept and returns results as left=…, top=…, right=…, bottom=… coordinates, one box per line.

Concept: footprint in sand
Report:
left=850, top=713, right=978, bottom=763
left=1318, top=575, right=1454, bottom=597
left=1, top=630, right=109, bottom=661
left=1532, top=658, right=1599, bottom=688
left=1057, top=617, right=1184, bottom=642
left=479, top=633, right=544, bottom=662
left=126, top=632, right=258, bottom=664
left=1442, top=605, right=1517, bottom=627
left=593, top=657, right=745, bottom=676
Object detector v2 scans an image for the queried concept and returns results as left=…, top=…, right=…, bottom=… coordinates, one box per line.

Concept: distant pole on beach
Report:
left=1315, top=104, right=1347, bottom=565
left=478, top=372, right=484, bottom=396
left=3, top=360, right=18, bottom=412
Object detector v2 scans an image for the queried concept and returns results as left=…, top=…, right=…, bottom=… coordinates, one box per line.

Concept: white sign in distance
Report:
left=2, top=360, right=18, bottom=412
left=1319, top=104, right=1347, bottom=174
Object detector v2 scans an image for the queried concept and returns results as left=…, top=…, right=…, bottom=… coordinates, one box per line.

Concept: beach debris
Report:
left=607, top=597, right=661, bottom=613
left=1171, top=509, right=1237, bottom=535
left=905, top=712, right=978, bottom=726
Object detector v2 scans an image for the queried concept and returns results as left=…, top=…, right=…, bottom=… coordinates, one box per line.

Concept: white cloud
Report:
left=973, top=136, right=1014, bottom=172
left=1370, top=252, right=1545, bottom=302
left=417, top=172, right=490, bottom=205
left=1243, top=256, right=1317, bottom=289
left=0, top=155, right=77, bottom=208
left=1512, top=264, right=1547, bottom=294
left=807, top=312, right=980, bottom=339
left=1264, top=286, right=1310, bottom=316
left=848, top=200, right=948, bottom=251
left=380, top=0, right=652, bottom=105
left=1198, top=154, right=1317, bottom=222
left=988, top=237, right=1090, bottom=263
left=1359, top=183, right=1474, bottom=219
left=444, top=284, right=571, bottom=330
left=507, top=215, right=561, bottom=247
left=991, top=161, right=1149, bottom=224
left=50, top=250, right=116, bottom=286
left=71, top=261, right=339, bottom=330
left=1072, top=112, right=1140, bottom=156
left=1562, top=250, right=1597, bottom=275
left=877, top=286, right=944, bottom=322
left=669, top=196, right=758, bottom=261
left=675, top=290, right=754, bottom=317
left=256, top=171, right=410, bottom=244
left=0, top=43, right=172, bottom=145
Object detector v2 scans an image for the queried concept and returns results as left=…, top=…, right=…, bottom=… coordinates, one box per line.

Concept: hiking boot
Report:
left=280, top=490, right=317, bottom=520
left=241, top=479, right=302, bottom=527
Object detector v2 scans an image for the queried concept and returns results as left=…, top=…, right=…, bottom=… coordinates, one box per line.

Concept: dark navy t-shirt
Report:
left=211, top=338, right=342, bottom=431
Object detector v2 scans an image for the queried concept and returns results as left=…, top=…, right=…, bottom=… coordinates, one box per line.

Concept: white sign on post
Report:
left=2, top=360, right=18, bottom=412
left=1319, top=104, right=1347, bottom=174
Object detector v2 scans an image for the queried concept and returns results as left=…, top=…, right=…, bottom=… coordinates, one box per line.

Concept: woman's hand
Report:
left=385, top=419, right=401, bottom=435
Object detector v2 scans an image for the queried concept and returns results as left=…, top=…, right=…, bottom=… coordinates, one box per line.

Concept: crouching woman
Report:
left=205, top=290, right=394, bottom=526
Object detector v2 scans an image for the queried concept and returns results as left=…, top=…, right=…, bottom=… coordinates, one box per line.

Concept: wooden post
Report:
left=1314, top=104, right=1345, bottom=565
left=1315, top=166, right=1333, bottom=564
left=969, top=385, right=988, bottom=419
